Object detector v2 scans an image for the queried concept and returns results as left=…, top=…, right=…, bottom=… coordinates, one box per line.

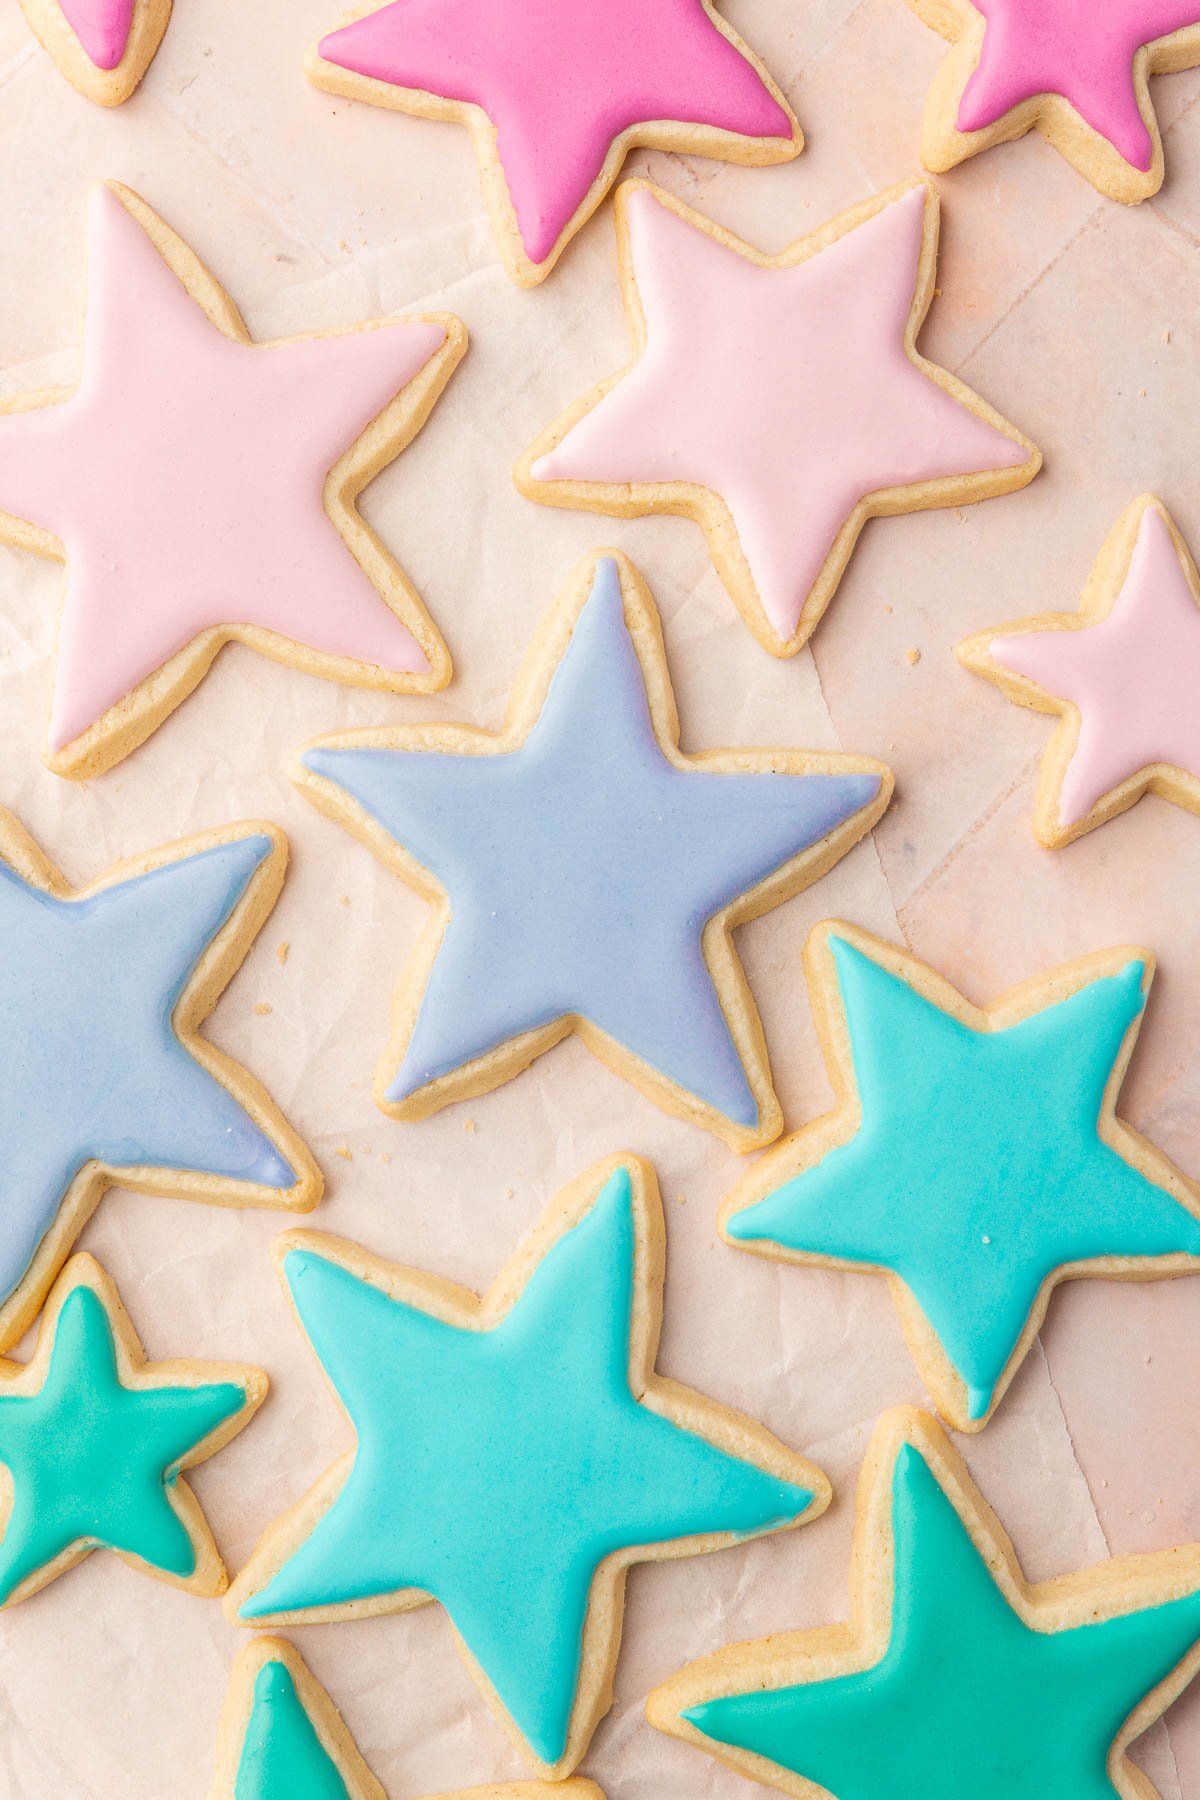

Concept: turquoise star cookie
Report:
left=228, top=1158, right=830, bottom=1775
left=649, top=1407, right=1200, bottom=1800
left=721, top=921, right=1200, bottom=1430
left=0, top=1254, right=265, bottom=1605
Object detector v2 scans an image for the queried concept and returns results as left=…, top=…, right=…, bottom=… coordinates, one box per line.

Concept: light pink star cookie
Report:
left=0, top=183, right=466, bottom=779
left=908, top=0, right=1200, bottom=202
left=959, top=495, right=1200, bottom=845
left=18, top=0, right=171, bottom=103
left=516, top=180, right=1040, bottom=659
left=306, top=0, right=801, bottom=286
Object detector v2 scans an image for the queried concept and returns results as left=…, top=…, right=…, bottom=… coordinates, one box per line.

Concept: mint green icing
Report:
left=240, top=1167, right=814, bottom=1764
left=0, top=1283, right=246, bottom=1600
left=684, top=1442, right=1200, bottom=1800
left=234, top=1659, right=352, bottom=1800
left=726, top=937, right=1200, bottom=1419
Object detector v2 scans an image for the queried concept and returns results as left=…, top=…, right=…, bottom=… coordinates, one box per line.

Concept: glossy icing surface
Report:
left=530, top=186, right=1030, bottom=641
left=58, top=0, right=135, bottom=68
left=991, top=506, right=1200, bottom=825
left=240, top=1169, right=814, bottom=1764
left=318, top=0, right=793, bottom=264
left=726, top=935, right=1200, bottom=1419
left=302, top=558, right=880, bottom=1127
left=683, top=1442, right=1200, bottom=1799
left=0, top=831, right=295, bottom=1311
left=234, top=1659, right=351, bottom=1800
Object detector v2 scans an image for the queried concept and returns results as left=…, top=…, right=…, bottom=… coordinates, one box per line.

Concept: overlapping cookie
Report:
left=18, top=0, right=171, bottom=103
left=517, top=180, right=1040, bottom=657
left=0, top=182, right=466, bottom=778
left=227, top=1158, right=830, bottom=1775
left=293, top=550, right=890, bottom=1146
left=306, top=0, right=801, bottom=285
left=649, top=1407, right=1200, bottom=1800
left=959, top=495, right=1200, bottom=845
left=720, top=921, right=1200, bottom=1430
left=0, top=807, right=320, bottom=1353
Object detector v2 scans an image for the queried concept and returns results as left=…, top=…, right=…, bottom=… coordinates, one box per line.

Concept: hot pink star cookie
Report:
left=960, top=495, right=1200, bottom=845
left=0, top=183, right=466, bottom=779
left=517, top=180, right=1040, bottom=659
left=908, top=0, right=1200, bottom=202
left=306, top=0, right=801, bottom=286
left=17, top=0, right=171, bottom=103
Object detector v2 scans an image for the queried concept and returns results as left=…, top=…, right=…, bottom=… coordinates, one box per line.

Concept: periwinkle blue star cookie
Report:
left=0, top=1254, right=264, bottom=1606
left=294, top=551, right=891, bottom=1148
left=649, top=1407, right=1200, bottom=1800
left=0, top=810, right=321, bottom=1351
left=228, top=1158, right=830, bottom=1775
left=720, top=921, right=1200, bottom=1430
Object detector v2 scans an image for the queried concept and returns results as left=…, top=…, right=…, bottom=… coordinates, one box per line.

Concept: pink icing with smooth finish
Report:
left=318, top=0, right=793, bottom=266
left=58, top=0, right=135, bottom=70
left=991, top=506, right=1200, bottom=825
left=0, top=187, right=445, bottom=752
left=531, top=185, right=1031, bottom=642
left=958, top=0, right=1200, bottom=170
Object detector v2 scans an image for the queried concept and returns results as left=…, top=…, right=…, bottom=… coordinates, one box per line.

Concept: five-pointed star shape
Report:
left=649, top=1407, right=1200, bottom=1800
left=307, top=0, right=800, bottom=286
left=720, top=921, right=1200, bottom=1431
left=910, top=0, right=1200, bottom=202
left=18, top=0, right=169, bottom=103
left=959, top=495, right=1200, bottom=846
left=0, top=808, right=320, bottom=1354
left=0, top=183, right=464, bottom=778
left=518, top=181, right=1040, bottom=657
left=228, top=1161, right=828, bottom=1775
left=0, top=1255, right=264, bottom=1606
left=293, top=552, right=890, bottom=1147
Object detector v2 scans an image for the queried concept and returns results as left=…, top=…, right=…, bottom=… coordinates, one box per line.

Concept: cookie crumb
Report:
left=254, top=1002, right=272, bottom=1016
left=904, top=646, right=921, bottom=666
left=463, top=1118, right=477, bottom=1134
left=380, top=1152, right=392, bottom=1165
left=1163, top=328, right=1171, bottom=343
left=504, top=1185, right=514, bottom=1200
left=334, top=1145, right=353, bottom=1162
left=339, top=894, right=350, bottom=907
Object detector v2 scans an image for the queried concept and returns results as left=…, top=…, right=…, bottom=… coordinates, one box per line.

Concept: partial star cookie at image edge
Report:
left=516, top=179, right=1040, bottom=658
left=305, top=0, right=801, bottom=286
left=958, top=494, right=1200, bottom=846
left=907, top=0, right=1200, bottom=203
left=226, top=1157, right=831, bottom=1776
left=292, top=549, right=891, bottom=1147
left=720, top=920, right=1200, bottom=1432
left=647, top=1406, right=1200, bottom=1800
left=17, top=0, right=171, bottom=103
left=0, top=181, right=466, bottom=779
left=0, top=807, right=321, bottom=1353
left=0, top=1254, right=265, bottom=1607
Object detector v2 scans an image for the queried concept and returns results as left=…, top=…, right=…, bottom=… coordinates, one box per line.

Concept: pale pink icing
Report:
left=318, top=0, right=793, bottom=267
left=531, top=185, right=1031, bottom=643
left=958, top=0, right=1200, bottom=170
left=58, top=0, right=134, bottom=70
left=991, top=506, right=1200, bottom=825
left=0, top=187, right=445, bottom=753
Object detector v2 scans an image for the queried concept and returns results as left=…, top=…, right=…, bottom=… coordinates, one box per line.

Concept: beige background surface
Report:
left=1, top=1, right=1199, bottom=1795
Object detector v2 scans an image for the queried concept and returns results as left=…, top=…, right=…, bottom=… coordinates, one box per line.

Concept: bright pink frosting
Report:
left=318, top=0, right=793, bottom=266
left=58, top=0, right=135, bottom=70
left=532, top=185, right=1031, bottom=643
left=0, top=187, right=445, bottom=753
left=992, top=506, right=1200, bottom=825
left=958, top=0, right=1200, bottom=170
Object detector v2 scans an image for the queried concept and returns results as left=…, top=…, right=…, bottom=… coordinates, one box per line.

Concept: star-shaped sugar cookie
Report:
left=959, top=495, right=1200, bottom=845
left=306, top=0, right=800, bottom=286
left=908, top=0, right=1200, bottom=202
left=0, top=1255, right=264, bottom=1606
left=294, top=551, right=890, bottom=1147
left=649, top=1407, right=1200, bottom=1800
left=18, top=0, right=171, bottom=103
left=0, top=807, right=320, bottom=1354
left=228, top=1159, right=829, bottom=1774
left=720, top=921, right=1200, bottom=1431
left=0, top=182, right=466, bottom=778
left=518, top=180, right=1040, bottom=657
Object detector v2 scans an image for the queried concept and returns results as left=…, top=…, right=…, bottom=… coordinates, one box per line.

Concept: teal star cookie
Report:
left=228, top=1157, right=830, bottom=1775
left=649, top=1407, right=1200, bottom=1800
left=0, top=1254, right=265, bottom=1605
left=720, top=921, right=1200, bottom=1430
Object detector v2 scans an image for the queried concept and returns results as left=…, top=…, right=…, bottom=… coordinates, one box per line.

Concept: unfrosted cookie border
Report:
left=18, top=0, right=172, bottom=104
